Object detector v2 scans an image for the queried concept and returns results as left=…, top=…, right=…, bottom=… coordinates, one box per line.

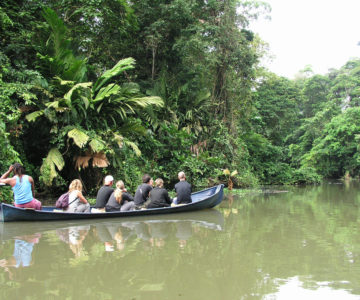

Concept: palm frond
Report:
left=75, top=150, right=109, bottom=169
left=93, top=57, right=136, bottom=92
left=93, top=83, right=120, bottom=103
left=40, top=147, right=65, bottom=185
left=42, top=8, right=87, bottom=82
left=113, top=133, right=124, bottom=148
left=47, top=147, right=65, bottom=170
left=89, top=138, right=106, bottom=152
left=64, top=82, right=92, bottom=107
left=26, top=110, right=44, bottom=122
left=67, top=128, right=89, bottom=148
left=125, top=96, right=164, bottom=108
left=124, top=139, right=141, bottom=157
left=92, top=152, right=109, bottom=168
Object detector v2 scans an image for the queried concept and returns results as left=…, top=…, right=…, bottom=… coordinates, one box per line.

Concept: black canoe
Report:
left=1, top=184, right=224, bottom=222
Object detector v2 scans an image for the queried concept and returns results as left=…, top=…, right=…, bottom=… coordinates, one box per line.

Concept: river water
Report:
left=0, top=181, right=359, bottom=299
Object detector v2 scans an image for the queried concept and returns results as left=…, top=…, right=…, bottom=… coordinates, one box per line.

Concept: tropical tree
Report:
left=23, top=8, right=163, bottom=186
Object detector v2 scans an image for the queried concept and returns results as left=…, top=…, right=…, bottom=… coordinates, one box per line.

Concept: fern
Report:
left=124, top=139, right=141, bottom=157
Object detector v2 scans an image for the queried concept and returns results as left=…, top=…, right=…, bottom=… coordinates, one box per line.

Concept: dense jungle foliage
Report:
left=1, top=0, right=359, bottom=200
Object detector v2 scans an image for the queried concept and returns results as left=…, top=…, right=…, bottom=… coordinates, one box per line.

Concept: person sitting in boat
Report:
left=147, top=178, right=172, bottom=209
left=66, top=179, right=90, bottom=213
left=174, top=171, right=192, bottom=204
left=0, top=163, right=42, bottom=210
left=94, top=175, right=114, bottom=209
left=105, top=180, right=135, bottom=212
left=118, top=180, right=136, bottom=211
left=134, top=174, right=153, bottom=209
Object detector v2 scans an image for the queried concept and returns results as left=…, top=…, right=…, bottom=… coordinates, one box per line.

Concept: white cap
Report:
left=104, top=175, right=114, bottom=185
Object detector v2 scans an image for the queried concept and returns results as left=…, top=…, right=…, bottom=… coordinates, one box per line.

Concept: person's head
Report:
left=142, top=174, right=152, bottom=184
left=155, top=178, right=164, bottom=188
left=178, top=171, right=186, bottom=181
left=69, top=179, right=83, bottom=192
left=116, top=180, right=125, bottom=190
left=104, top=175, right=114, bottom=186
left=12, top=163, right=25, bottom=176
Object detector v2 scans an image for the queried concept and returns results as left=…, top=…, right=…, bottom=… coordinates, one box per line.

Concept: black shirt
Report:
left=120, top=192, right=134, bottom=205
left=95, top=185, right=114, bottom=208
left=134, top=183, right=152, bottom=206
left=175, top=180, right=192, bottom=204
left=147, top=187, right=172, bottom=208
left=105, top=191, right=134, bottom=212
left=105, top=192, right=121, bottom=211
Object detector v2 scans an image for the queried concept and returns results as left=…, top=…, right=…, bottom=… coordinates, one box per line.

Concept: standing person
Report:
left=0, top=163, right=42, bottom=210
left=94, top=175, right=114, bottom=209
left=147, top=178, right=172, bottom=208
left=174, top=171, right=192, bottom=204
left=66, top=179, right=90, bottom=213
left=134, top=174, right=153, bottom=209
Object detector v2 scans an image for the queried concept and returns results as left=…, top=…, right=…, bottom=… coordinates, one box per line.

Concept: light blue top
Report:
left=13, top=239, right=34, bottom=267
left=12, top=175, right=33, bottom=204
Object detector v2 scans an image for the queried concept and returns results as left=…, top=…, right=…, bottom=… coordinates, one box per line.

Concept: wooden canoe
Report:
left=1, top=184, right=224, bottom=222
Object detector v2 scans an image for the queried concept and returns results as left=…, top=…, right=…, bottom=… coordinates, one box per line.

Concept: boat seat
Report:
left=170, top=203, right=186, bottom=207
left=91, top=208, right=105, bottom=213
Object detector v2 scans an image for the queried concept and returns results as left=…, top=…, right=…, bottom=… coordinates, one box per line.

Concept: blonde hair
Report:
left=114, top=188, right=123, bottom=204
left=69, top=179, right=83, bottom=192
left=155, top=178, right=164, bottom=188
left=116, top=180, right=125, bottom=190
left=178, top=171, right=186, bottom=180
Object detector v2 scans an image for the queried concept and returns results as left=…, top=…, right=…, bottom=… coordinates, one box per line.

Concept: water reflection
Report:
left=57, top=226, right=90, bottom=258
left=0, top=233, right=41, bottom=280
left=0, top=183, right=359, bottom=299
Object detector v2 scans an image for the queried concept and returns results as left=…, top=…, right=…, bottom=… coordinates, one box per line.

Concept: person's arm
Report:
left=0, top=166, right=16, bottom=186
left=28, top=176, right=36, bottom=197
left=124, top=192, right=134, bottom=202
left=77, top=191, right=88, bottom=204
left=1, top=165, right=13, bottom=180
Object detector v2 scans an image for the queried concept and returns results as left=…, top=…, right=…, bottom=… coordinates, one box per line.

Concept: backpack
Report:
left=55, top=192, right=70, bottom=209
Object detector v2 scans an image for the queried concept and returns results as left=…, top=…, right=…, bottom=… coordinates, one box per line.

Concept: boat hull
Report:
left=1, top=184, right=224, bottom=222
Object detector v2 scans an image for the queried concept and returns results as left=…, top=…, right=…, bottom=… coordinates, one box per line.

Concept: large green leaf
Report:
left=93, top=57, right=135, bottom=92
left=64, top=82, right=92, bottom=107
left=25, top=111, right=44, bottom=122
left=124, top=96, right=164, bottom=108
left=47, top=147, right=65, bottom=170
left=89, top=138, right=106, bottom=152
left=67, top=128, right=89, bottom=148
left=40, top=147, right=65, bottom=185
left=93, top=83, right=120, bottom=103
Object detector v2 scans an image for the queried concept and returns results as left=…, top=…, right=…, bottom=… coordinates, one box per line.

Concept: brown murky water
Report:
left=0, top=181, right=359, bottom=299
